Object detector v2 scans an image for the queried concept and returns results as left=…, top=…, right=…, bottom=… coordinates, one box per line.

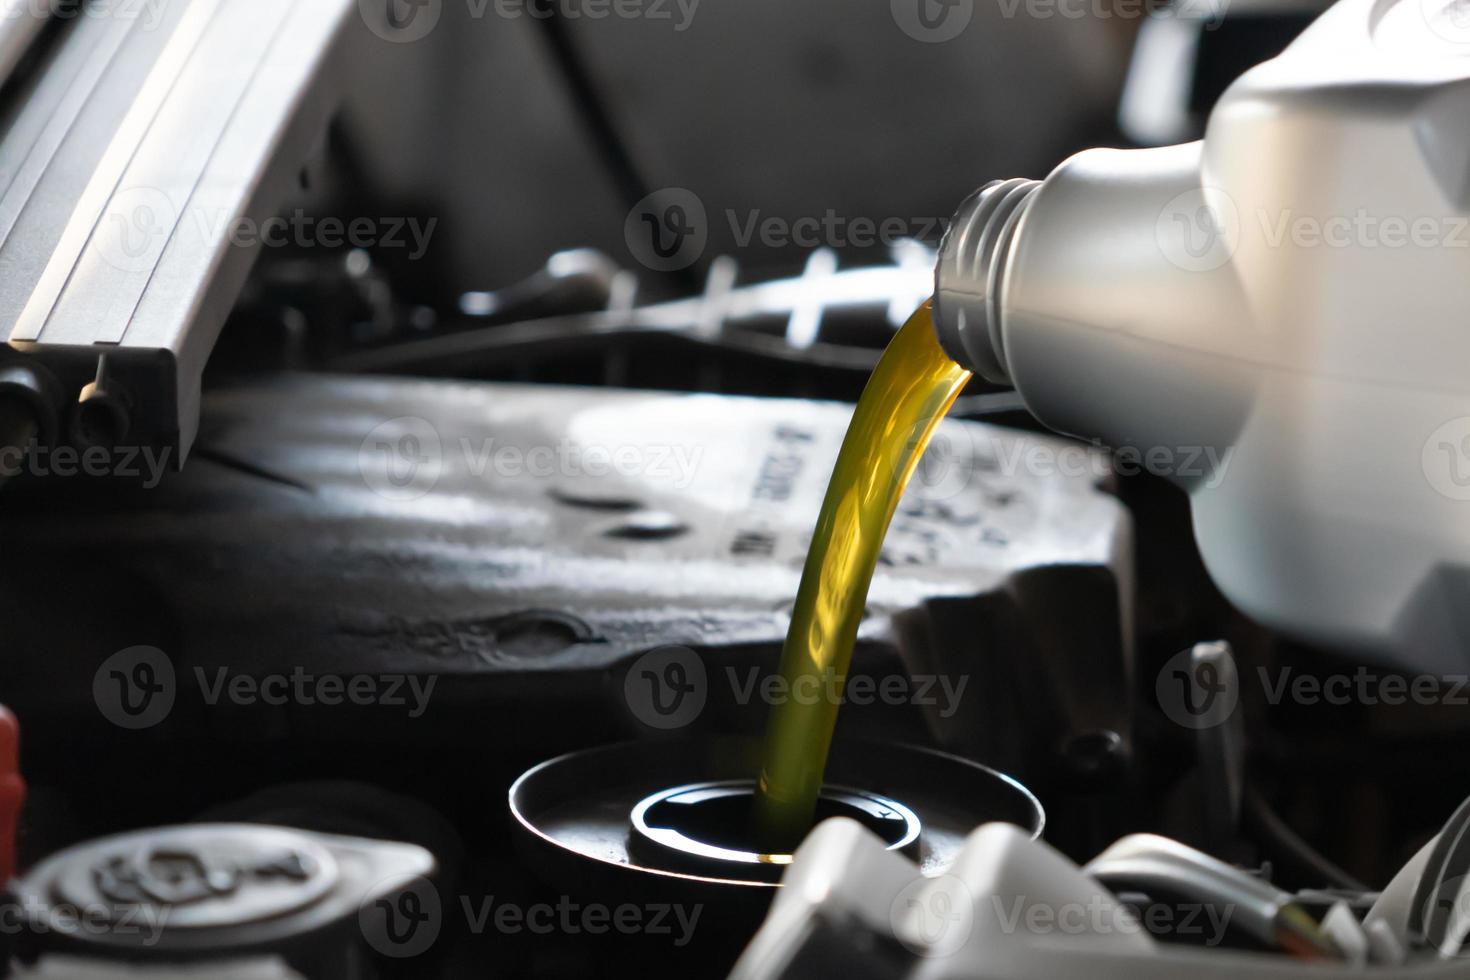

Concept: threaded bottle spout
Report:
left=934, top=177, right=1040, bottom=383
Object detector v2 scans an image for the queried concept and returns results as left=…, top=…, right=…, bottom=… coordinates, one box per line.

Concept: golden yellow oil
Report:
left=752, top=302, right=972, bottom=848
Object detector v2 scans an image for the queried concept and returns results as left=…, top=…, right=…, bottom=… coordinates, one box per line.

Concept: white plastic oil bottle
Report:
left=935, top=0, right=1470, bottom=672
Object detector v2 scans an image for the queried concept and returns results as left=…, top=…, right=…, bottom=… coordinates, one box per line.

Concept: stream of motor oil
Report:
left=752, top=302, right=972, bottom=849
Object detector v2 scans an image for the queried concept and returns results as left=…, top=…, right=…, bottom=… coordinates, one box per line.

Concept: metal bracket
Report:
left=0, top=0, right=361, bottom=463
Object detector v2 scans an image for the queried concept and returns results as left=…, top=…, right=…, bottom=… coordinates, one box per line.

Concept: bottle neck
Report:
left=933, top=177, right=1040, bottom=384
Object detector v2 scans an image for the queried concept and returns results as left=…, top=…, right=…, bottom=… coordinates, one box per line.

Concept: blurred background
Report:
left=221, top=0, right=1330, bottom=398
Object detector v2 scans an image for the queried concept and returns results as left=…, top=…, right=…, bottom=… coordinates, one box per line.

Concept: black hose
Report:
left=1242, top=786, right=1369, bottom=892
left=525, top=0, right=703, bottom=292
left=527, top=0, right=652, bottom=218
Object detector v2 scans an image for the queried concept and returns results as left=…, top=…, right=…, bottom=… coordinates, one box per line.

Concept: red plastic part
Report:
left=0, top=705, right=22, bottom=883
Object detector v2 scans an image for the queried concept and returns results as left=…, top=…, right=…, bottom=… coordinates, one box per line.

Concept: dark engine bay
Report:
left=0, top=1, right=1468, bottom=978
